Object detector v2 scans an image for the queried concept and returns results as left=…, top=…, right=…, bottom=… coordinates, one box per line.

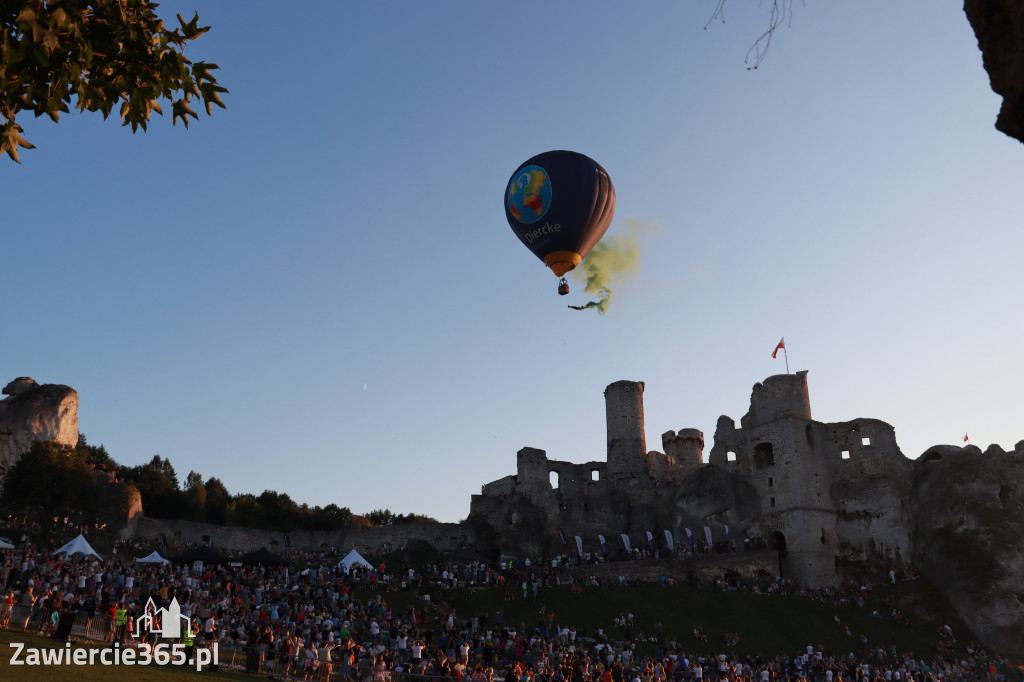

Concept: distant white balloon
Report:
left=362, top=383, right=367, bottom=391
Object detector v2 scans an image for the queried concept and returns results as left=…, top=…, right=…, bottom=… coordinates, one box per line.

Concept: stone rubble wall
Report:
left=133, top=516, right=470, bottom=556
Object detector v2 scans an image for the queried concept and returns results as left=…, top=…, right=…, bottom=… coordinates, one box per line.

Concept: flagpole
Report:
left=783, top=345, right=789, bottom=374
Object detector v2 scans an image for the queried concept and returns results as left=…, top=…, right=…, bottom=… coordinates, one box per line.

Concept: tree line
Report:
left=0, top=437, right=435, bottom=532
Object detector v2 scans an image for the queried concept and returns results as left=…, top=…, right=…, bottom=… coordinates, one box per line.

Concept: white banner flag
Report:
left=703, top=526, right=713, bottom=547
left=574, top=535, right=583, bottom=557
left=621, top=533, right=631, bottom=552
left=664, top=529, right=675, bottom=550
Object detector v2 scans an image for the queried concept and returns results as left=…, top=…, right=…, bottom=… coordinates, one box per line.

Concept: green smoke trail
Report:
left=567, top=219, right=650, bottom=315
left=568, top=299, right=608, bottom=314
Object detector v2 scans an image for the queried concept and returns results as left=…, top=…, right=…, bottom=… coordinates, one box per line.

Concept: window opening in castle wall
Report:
left=754, top=442, right=775, bottom=469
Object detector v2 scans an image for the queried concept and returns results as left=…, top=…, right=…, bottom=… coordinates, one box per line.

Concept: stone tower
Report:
left=662, top=428, right=705, bottom=475
left=605, top=380, right=647, bottom=481
left=743, top=372, right=835, bottom=586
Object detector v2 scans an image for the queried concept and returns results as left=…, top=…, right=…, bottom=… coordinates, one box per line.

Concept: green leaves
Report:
left=1, top=0, right=228, bottom=162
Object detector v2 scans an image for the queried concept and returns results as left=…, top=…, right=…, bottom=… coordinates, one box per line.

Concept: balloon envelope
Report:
left=505, top=150, right=615, bottom=277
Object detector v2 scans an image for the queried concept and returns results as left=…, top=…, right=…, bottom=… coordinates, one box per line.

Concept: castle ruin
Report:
left=471, top=371, right=914, bottom=589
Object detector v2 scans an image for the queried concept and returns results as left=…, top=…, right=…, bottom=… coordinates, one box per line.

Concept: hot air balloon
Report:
left=504, top=150, right=615, bottom=295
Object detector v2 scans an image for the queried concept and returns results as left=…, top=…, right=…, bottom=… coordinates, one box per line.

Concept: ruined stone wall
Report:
left=515, top=447, right=554, bottom=499
left=707, top=416, right=745, bottom=471
left=547, top=459, right=605, bottom=498
left=566, top=551, right=779, bottom=585
left=133, top=517, right=469, bottom=556
left=134, top=516, right=343, bottom=553
left=826, top=419, right=911, bottom=477
left=661, top=428, right=704, bottom=475
left=480, top=475, right=515, bottom=497
left=826, top=419, right=914, bottom=570
left=741, top=372, right=812, bottom=430
left=777, top=508, right=840, bottom=588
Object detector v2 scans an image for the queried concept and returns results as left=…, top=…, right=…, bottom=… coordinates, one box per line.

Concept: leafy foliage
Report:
left=120, top=454, right=180, bottom=518
left=0, top=0, right=227, bottom=162
left=365, top=508, right=438, bottom=526
left=0, top=440, right=104, bottom=527
left=0, top=435, right=434, bottom=532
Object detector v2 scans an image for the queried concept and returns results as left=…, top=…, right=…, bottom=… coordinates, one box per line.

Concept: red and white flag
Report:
left=963, top=433, right=969, bottom=443
left=771, top=337, right=785, bottom=359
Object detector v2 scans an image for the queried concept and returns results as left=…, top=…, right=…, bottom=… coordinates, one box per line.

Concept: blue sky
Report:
left=4, top=1, right=1022, bottom=523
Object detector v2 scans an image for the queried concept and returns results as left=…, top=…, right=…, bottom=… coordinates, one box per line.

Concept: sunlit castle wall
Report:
left=605, top=380, right=648, bottom=482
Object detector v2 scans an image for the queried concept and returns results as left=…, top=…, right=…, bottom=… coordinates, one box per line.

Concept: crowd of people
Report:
left=0, top=528, right=1019, bottom=682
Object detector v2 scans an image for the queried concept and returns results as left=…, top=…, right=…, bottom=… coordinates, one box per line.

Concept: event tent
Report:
left=0, top=538, right=14, bottom=550
left=135, top=551, right=170, bottom=564
left=337, top=549, right=373, bottom=572
left=53, top=534, right=101, bottom=559
left=172, top=546, right=228, bottom=564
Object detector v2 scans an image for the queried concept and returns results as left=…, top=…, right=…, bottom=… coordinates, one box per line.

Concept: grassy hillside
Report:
left=353, top=578, right=988, bottom=662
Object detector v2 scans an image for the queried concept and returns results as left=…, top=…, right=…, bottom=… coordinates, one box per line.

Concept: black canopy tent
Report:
left=238, top=547, right=288, bottom=566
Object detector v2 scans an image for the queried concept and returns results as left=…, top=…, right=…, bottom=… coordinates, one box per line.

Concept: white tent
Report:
left=135, top=551, right=170, bottom=565
left=0, top=538, right=14, bottom=550
left=337, top=549, right=373, bottom=572
left=53, top=534, right=102, bottom=559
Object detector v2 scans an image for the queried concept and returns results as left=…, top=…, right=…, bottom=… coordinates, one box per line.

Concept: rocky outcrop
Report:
left=965, top=0, right=1024, bottom=144
left=671, top=464, right=762, bottom=540
left=912, top=443, right=1024, bottom=657
left=0, top=377, right=79, bottom=480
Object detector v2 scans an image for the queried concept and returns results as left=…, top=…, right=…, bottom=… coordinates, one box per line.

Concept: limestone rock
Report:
left=2, top=377, right=38, bottom=395
left=672, top=464, right=762, bottom=539
left=0, top=379, right=79, bottom=480
left=912, top=446, right=1024, bottom=656
left=965, top=0, right=1024, bottom=144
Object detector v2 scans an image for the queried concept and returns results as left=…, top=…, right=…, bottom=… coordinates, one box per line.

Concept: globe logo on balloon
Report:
left=507, top=165, right=552, bottom=225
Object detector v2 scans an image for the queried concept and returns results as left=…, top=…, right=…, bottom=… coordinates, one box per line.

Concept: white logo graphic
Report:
left=134, top=597, right=194, bottom=639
